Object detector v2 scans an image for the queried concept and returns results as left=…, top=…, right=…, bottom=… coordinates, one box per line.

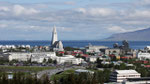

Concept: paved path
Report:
left=37, top=67, right=72, bottom=79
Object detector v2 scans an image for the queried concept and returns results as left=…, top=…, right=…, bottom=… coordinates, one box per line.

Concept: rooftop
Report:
left=115, top=70, right=139, bottom=74
left=75, top=69, right=94, bottom=73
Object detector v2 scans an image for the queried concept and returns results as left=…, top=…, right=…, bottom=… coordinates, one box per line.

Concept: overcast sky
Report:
left=0, top=0, right=150, bottom=40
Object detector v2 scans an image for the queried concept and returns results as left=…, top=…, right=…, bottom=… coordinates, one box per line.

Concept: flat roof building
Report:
left=110, top=70, right=141, bottom=82
left=84, top=44, right=108, bottom=53
left=75, top=69, right=94, bottom=74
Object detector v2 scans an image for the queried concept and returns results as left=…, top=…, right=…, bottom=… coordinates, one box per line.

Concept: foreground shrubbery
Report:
left=53, top=69, right=111, bottom=84
left=0, top=72, right=51, bottom=84
left=0, top=69, right=111, bottom=84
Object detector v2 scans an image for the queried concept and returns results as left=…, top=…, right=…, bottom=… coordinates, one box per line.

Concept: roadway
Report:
left=37, top=66, right=85, bottom=79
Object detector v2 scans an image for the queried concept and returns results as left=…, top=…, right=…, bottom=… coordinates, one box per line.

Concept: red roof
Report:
left=134, top=61, right=149, bottom=64
left=144, top=65, right=150, bottom=68
left=143, top=61, right=149, bottom=64
left=82, top=54, right=89, bottom=57
left=109, top=54, right=115, bottom=57
left=72, top=54, right=76, bottom=56
left=59, top=51, right=64, bottom=54
left=121, top=57, right=129, bottom=59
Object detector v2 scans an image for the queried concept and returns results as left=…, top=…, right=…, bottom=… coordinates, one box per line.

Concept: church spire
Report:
left=51, top=25, right=58, bottom=45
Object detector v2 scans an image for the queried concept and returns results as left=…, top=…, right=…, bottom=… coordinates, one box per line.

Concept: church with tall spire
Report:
left=51, top=26, right=58, bottom=45
left=51, top=26, right=64, bottom=51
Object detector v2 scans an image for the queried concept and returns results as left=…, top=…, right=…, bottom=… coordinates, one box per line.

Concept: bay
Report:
left=0, top=40, right=150, bottom=49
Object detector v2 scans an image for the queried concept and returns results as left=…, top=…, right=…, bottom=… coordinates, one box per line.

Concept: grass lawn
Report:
left=50, top=69, right=76, bottom=80
left=0, top=66, right=55, bottom=72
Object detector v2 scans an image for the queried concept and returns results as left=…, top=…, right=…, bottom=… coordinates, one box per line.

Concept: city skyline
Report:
left=0, top=0, right=150, bottom=40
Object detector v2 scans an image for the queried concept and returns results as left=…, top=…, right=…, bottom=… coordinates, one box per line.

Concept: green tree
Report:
left=119, top=63, right=127, bottom=70
left=43, top=58, right=47, bottom=63
left=47, top=58, right=53, bottom=64
left=53, top=60, right=57, bottom=64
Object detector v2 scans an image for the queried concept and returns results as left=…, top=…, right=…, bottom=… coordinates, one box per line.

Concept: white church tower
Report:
left=51, top=26, right=58, bottom=45
left=51, top=26, right=64, bottom=51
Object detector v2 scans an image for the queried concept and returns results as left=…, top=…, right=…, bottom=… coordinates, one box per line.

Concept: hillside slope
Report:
left=105, top=28, right=150, bottom=41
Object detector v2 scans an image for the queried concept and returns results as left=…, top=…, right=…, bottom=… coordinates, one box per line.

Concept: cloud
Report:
left=1, top=1, right=150, bottom=40
left=77, top=8, right=86, bottom=13
left=13, top=5, right=40, bottom=16
left=122, top=21, right=150, bottom=25
left=128, top=10, right=150, bottom=18
left=56, top=27, right=72, bottom=32
left=88, top=8, right=116, bottom=16
left=0, top=24, right=7, bottom=28
left=107, top=26, right=126, bottom=33
left=77, top=8, right=116, bottom=17
left=0, top=6, right=9, bottom=11
left=64, top=1, right=75, bottom=5
left=137, top=0, right=150, bottom=6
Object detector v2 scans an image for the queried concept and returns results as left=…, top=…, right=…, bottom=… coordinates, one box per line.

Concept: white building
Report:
left=9, top=53, right=31, bottom=61
left=122, top=77, right=150, bottom=84
left=84, top=44, right=108, bottom=53
left=144, top=46, right=150, bottom=50
left=137, top=51, right=150, bottom=60
left=30, top=52, right=56, bottom=63
left=8, top=52, right=83, bottom=64
left=86, top=56, right=99, bottom=63
left=50, top=55, right=84, bottom=64
left=9, top=52, right=56, bottom=63
left=75, top=69, right=94, bottom=74
left=109, top=70, right=141, bottom=82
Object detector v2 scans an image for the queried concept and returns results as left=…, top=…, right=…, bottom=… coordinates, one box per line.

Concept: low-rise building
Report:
left=9, top=53, right=31, bottom=61
left=0, top=52, right=9, bottom=60
left=84, top=44, right=108, bottom=53
left=123, top=77, right=150, bottom=84
left=137, top=51, right=150, bottom=60
left=86, top=56, right=98, bottom=63
left=109, top=70, right=141, bottom=82
left=8, top=52, right=84, bottom=64
left=144, top=46, right=150, bottom=50
left=100, top=48, right=122, bottom=55
left=9, top=52, right=56, bottom=62
left=50, top=55, right=84, bottom=64
left=75, top=69, right=94, bottom=74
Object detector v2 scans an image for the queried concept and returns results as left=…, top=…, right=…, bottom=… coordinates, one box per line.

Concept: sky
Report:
left=0, top=0, right=150, bottom=40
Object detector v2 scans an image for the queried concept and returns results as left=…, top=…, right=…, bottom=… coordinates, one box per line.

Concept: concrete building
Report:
left=9, top=53, right=31, bottom=61
left=8, top=52, right=84, bottom=64
left=9, top=52, right=56, bottom=62
left=123, top=77, right=150, bottom=84
left=30, top=52, right=56, bottom=63
left=75, top=69, right=94, bottom=74
left=100, top=48, right=122, bottom=55
left=137, top=51, right=150, bottom=60
left=86, top=55, right=110, bottom=63
left=50, top=55, right=84, bottom=64
left=144, top=46, right=150, bottom=50
left=86, top=56, right=98, bottom=63
left=84, top=44, right=108, bottom=53
left=0, top=52, right=9, bottom=60
left=51, top=26, right=64, bottom=51
left=109, top=70, right=141, bottom=82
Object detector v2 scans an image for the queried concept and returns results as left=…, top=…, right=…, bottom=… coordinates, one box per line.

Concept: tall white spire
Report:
left=51, top=25, right=58, bottom=45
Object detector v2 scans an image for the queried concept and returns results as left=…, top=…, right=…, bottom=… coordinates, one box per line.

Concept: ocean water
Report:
left=0, top=40, right=150, bottom=49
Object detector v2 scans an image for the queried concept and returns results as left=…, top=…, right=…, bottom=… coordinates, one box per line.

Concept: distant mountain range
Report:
left=104, top=28, right=150, bottom=41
